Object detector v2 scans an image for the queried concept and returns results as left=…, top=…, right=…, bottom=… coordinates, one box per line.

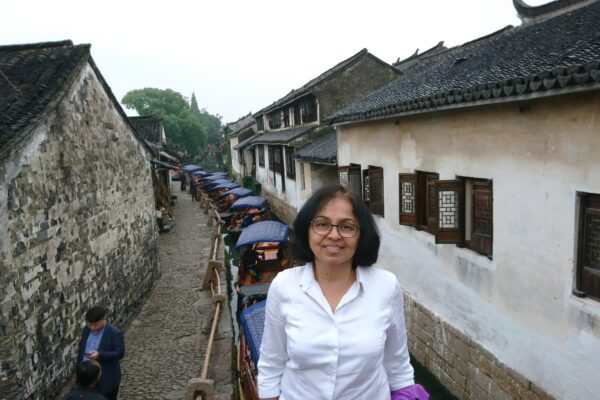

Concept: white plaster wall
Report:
left=337, top=92, right=600, bottom=400
left=230, top=136, right=240, bottom=176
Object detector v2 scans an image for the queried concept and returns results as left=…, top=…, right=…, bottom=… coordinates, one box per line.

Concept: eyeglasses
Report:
left=311, top=219, right=359, bottom=238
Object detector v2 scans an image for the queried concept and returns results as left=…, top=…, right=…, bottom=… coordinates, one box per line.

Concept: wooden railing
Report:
left=185, top=194, right=227, bottom=400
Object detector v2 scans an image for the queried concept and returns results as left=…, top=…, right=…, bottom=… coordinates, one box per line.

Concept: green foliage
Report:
left=122, top=88, right=212, bottom=156
left=191, top=92, right=222, bottom=145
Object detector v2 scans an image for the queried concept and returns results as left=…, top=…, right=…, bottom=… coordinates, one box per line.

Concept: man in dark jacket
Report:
left=77, top=306, right=125, bottom=400
left=63, top=360, right=107, bottom=400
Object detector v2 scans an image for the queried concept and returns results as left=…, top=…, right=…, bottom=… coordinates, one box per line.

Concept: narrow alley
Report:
left=119, top=192, right=233, bottom=400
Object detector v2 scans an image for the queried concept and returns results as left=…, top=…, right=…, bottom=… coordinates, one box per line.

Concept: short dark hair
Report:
left=76, top=361, right=101, bottom=387
left=85, top=306, right=106, bottom=323
left=292, top=184, right=380, bottom=267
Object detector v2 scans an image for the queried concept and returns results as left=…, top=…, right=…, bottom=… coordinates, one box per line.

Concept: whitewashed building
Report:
left=328, top=1, right=600, bottom=399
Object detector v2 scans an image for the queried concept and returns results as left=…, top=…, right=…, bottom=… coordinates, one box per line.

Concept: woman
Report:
left=258, top=185, right=428, bottom=399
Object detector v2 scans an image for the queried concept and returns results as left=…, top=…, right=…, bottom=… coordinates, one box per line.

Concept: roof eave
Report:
left=331, top=82, right=600, bottom=126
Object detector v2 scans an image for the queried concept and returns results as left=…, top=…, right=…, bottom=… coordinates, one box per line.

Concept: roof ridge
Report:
left=0, top=40, right=76, bottom=52
left=256, top=48, right=370, bottom=115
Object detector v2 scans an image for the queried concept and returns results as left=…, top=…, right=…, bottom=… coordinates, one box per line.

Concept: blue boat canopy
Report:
left=230, top=196, right=267, bottom=210
left=204, top=179, right=231, bottom=188
left=180, top=164, right=202, bottom=172
left=204, top=174, right=228, bottom=181
left=208, top=182, right=240, bottom=191
left=218, top=187, right=253, bottom=198
left=191, top=170, right=209, bottom=176
left=240, top=300, right=266, bottom=365
left=236, top=221, right=289, bottom=248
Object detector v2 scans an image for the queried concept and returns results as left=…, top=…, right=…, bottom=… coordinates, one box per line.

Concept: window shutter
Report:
left=578, top=194, right=600, bottom=299
left=348, top=164, right=362, bottom=199
left=399, top=173, right=417, bottom=226
left=435, top=179, right=463, bottom=244
left=339, top=166, right=349, bottom=187
left=368, top=167, right=384, bottom=216
left=362, top=169, right=370, bottom=203
left=471, top=180, right=493, bottom=258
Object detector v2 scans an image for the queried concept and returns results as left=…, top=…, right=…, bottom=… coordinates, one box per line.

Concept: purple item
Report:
left=390, top=384, right=429, bottom=400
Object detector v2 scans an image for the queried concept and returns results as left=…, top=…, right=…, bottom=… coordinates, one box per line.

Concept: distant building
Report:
left=329, top=1, right=600, bottom=398
left=227, top=114, right=256, bottom=180
left=0, top=40, right=159, bottom=399
left=129, top=115, right=179, bottom=211
left=236, top=49, right=401, bottom=224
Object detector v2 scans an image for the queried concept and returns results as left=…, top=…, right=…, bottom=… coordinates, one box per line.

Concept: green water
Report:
left=413, top=357, right=457, bottom=399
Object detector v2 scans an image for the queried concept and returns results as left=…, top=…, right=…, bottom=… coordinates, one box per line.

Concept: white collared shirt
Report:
left=257, top=263, right=414, bottom=400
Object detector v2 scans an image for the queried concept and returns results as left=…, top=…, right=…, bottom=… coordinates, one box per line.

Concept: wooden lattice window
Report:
left=269, top=111, right=281, bottom=129
left=468, top=180, right=493, bottom=258
left=399, top=171, right=438, bottom=233
left=256, top=117, right=264, bottom=132
left=367, top=166, right=384, bottom=216
left=270, top=145, right=283, bottom=174
left=435, top=177, right=493, bottom=258
left=301, top=97, right=317, bottom=123
left=399, top=174, right=417, bottom=226
left=339, top=164, right=362, bottom=198
left=283, top=109, right=290, bottom=127
left=293, top=104, right=301, bottom=125
left=285, top=147, right=295, bottom=180
left=258, top=145, right=265, bottom=167
left=576, top=192, right=600, bottom=300
left=435, top=180, right=463, bottom=245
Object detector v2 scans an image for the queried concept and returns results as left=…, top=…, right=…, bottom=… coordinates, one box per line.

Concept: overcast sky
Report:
left=1, top=0, right=550, bottom=123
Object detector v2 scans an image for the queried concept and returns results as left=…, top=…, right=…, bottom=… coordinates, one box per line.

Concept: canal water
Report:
left=223, top=229, right=454, bottom=398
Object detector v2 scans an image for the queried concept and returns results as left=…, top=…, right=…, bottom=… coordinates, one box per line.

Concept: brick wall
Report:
left=0, top=62, right=159, bottom=399
left=404, top=295, right=554, bottom=400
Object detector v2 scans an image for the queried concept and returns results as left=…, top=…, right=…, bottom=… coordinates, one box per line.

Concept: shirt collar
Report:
left=298, top=262, right=365, bottom=291
left=90, top=324, right=106, bottom=336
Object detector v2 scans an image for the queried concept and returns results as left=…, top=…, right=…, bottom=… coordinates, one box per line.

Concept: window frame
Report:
left=366, top=166, right=384, bottom=216
left=285, top=147, right=296, bottom=180
left=258, top=145, right=265, bottom=167
left=575, top=192, right=600, bottom=300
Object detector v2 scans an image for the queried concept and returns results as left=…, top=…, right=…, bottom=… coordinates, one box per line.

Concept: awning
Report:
left=180, top=164, right=202, bottom=172
left=240, top=300, right=266, bottom=364
left=236, top=221, right=289, bottom=248
left=218, top=187, right=253, bottom=198
left=230, top=196, right=267, bottom=210
left=207, top=182, right=240, bottom=191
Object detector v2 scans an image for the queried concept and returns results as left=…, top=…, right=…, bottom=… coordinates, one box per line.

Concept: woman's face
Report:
left=309, top=196, right=360, bottom=269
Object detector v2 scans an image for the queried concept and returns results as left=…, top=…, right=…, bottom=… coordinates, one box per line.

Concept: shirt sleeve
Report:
left=257, top=275, right=289, bottom=398
left=384, top=279, right=415, bottom=391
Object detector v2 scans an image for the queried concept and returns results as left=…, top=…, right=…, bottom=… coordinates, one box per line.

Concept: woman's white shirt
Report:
left=257, top=263, right=414, bottom=400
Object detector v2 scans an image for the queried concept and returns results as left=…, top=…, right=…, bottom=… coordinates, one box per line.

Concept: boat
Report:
left=234, top=220, right=292, bottom=399
left=238, top=300, right=266, bottom=400
left=234, top=220, right=291, bottom=309
left=215, top=187, right=253, bottom=214
left=227, top=196, right=270, bottom=235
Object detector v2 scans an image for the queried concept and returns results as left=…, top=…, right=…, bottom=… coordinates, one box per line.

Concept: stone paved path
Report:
left=119, top=191, right=233, bottom=400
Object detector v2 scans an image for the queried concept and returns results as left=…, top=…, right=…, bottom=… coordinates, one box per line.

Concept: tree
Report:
left=191, top=92, right=221, bottom=145
left=122, top=88, right=207, bottom=156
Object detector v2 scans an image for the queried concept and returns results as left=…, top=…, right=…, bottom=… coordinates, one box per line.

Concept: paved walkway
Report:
left=120, top=191, right=233, bottom=400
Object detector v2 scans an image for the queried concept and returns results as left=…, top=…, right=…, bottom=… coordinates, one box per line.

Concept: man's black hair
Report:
left=76, top=361, right=101, bottom=387
left=85, top=306, right=106, bottom=323
left=292, top=184, right=380, bottom=267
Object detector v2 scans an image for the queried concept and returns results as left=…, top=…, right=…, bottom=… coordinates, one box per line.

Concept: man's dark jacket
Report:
left=63, top=386, right=108, bottom=400
left=76, top=323, right=125, bottom=394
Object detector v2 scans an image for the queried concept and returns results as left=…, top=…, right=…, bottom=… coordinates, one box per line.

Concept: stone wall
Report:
left=404, top=295, right=552, bottom=400
left=0, top=62, right=159, bottom=399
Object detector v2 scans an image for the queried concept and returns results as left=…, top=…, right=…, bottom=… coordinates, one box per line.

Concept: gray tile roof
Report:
left=233, top=132, right=261, bottom=150
left=255, top=49, right=397, bottom=116
left=129, top=115, right=163, bottom=145
left=0, top=40, right=89, bottom=150
left=294, top=128, right=337, bottom=165
left=329, top=2, right=600, bottom=125
left=250, top=126, right=315, bottom=145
